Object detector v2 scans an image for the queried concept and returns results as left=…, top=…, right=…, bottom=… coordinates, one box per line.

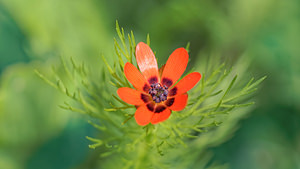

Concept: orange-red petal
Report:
left=161, top=48, right=189, bottom=87
left=135, top=104, right=154, bottom=126
left=168, top=72, right=201, bottom=96
left=167, top=94, right=188, bottom=111
left=136, top=42, right=159, bottom=84
left=124, top=62, right=150, bottom=92
left=117, top=87, right=144, bottom=105
left=151, top=108, right=171, bottom=124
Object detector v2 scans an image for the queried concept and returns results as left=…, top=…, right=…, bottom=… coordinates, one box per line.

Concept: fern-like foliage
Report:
left=35, top=21, right=266, bottom=169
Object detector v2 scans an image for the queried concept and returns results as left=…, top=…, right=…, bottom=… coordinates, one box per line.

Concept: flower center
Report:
left=148, top=83, right=169, bottom=103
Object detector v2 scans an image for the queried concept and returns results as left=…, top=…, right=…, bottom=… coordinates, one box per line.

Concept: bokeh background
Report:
left=0, top=0, right=299, bottom=169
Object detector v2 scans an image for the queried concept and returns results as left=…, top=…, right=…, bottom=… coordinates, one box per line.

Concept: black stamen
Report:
left=148, top=82, right=169, bottom=103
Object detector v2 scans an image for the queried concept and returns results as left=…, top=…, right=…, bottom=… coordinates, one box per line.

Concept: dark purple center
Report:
left=148, top=83, right=169, bottom=103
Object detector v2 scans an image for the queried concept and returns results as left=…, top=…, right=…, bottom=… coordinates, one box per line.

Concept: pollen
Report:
left=149, top=83, right=169, bottom=103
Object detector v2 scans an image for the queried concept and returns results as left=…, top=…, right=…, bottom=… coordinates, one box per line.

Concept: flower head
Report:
left=117, top=42, right=201, bottom=126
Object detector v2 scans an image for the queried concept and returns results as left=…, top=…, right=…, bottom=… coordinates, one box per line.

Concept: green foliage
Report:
left=36, top=22, right=265, bottom=169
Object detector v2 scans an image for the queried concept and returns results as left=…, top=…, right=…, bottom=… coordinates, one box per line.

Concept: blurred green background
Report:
left=0, top=0, right=299, bottom=169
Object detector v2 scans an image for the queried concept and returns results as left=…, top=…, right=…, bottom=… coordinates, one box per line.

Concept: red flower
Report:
left=117, top=42, right=201, bottom=126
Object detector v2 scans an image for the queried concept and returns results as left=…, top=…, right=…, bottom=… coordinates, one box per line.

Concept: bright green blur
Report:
left=0, top=0, right=299, bottom=169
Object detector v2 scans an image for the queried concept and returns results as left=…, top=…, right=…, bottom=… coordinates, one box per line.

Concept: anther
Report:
left=148, top=83, right=169, bottom=103
left=155, top=98, right=161, bottom=103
